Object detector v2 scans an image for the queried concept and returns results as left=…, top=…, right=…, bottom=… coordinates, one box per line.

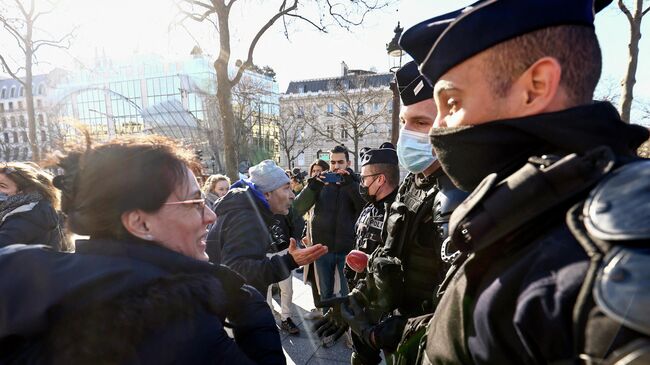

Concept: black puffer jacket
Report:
left=293, top=169, right=365, bottom=253
left=207, top=185, right=298, bottom=294
left=0, top=200, right=62, bottom=250
left=0, top=239, right=284, bottom=364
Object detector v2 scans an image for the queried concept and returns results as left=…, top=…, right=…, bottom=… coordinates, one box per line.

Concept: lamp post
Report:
left=386, top=22, right=404, bottom=145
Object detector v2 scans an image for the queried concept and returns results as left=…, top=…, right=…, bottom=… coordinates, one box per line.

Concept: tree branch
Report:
left=285, top=13, right=327, bottom=32
left=642, top=4, right=650, bottom=16
left=618, top=0, right=634, bottom=23
left=0, top=54, right=26, bottom=85
left=32, top=26, right=77, bottom=53
left=230, top=0, right=298, bottom=86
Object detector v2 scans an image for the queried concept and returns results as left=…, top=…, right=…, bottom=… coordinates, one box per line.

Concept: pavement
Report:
left=268, top=271, right=353, bottom=365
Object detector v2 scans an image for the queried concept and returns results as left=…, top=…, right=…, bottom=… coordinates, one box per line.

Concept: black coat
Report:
left=293, top=170, right=365, bottom=253
left=423, top=103, right=650, bottom=364
left=0, top=200, right=62, bottom=250
left=207, top=186, right=298, bottom=294
left=0, top=239, right=285, bottom=365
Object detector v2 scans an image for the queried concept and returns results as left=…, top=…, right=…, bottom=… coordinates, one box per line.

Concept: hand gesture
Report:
left=288, top=238, right=328, bottom=266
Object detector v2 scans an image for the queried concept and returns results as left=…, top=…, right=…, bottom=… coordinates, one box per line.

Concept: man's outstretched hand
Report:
left=289, top=238, right=328, bottom=266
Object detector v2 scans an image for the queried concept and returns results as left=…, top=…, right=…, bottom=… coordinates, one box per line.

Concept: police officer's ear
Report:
left=511, top=56, right=564, bottom=116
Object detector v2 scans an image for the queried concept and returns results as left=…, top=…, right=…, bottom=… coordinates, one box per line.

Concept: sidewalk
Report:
left=269, top=272, right=352, bottom=365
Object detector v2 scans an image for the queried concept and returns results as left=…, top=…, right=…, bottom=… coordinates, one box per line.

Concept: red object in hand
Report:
left=346, top=250, right=369, bottom=273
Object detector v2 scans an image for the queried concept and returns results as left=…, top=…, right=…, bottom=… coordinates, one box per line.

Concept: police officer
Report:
left=346, top=143, right=401, bottom=361
left=340, top=61, right=468, bottom=365
left=398, top=0, right=650, bottom=363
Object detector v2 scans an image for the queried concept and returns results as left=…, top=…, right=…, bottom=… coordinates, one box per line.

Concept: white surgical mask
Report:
left=397, top=128, right=436, bottom=173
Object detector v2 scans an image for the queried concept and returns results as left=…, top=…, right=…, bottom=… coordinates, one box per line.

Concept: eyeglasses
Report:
left=360, top=172, right=381, bottom=186
left=164, top=196, right=209, bottom=219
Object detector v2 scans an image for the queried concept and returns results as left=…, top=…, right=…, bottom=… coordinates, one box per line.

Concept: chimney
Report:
left=341, top=61, right=348, bottom=76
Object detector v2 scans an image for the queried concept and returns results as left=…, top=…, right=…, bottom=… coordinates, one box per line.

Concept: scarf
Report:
left=0, top=191, right=43, bottom=224
left=429, top=102, right=649, bottom=192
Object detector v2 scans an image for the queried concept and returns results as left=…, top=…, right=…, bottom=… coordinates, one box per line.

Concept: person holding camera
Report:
left=294, top=145, right=365, bottom=315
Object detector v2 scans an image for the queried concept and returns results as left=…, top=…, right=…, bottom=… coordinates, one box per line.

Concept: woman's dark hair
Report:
left=52, top=135, right=194, bottom=239
left=309, top=159, right=330, bottom=176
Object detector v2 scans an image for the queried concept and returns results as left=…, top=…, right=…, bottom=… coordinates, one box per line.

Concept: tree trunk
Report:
left=620, top=0, right=644, bottom=123
left=352, top=135, right=359, bottom=172
left=214, top=3, right=239, bottom=182
left=25, top=21, right=39, bottom=161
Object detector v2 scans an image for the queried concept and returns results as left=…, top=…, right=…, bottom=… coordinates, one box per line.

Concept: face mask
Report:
left=0, top=193, right=9, bottom=203
left=397, top=127, right=437, bottom=173
left=358, top=177, right=378, bottom=204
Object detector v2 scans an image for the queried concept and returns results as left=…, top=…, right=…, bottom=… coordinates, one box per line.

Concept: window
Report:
left=12, top=131, right=18, bottom=143
left=326, top=125, right=334, bottom=140
left=38, top=84, right=45, bottom=95
left=40, top=130, right=46, bottom=142
left=340, top=125, right=349, bottom=140
left=357, top=104, right=364, bottom=115
left=1, top=118, right=5, bottom=128
left=19, top=115, right=25, bottom=127
left=340, top=104, right=348, bottom=115
left=10, top=87, right=15, bottom=98
left=297, top=85, right=305, bottom=93
left=18, top=86, right=24, bottom=97
left=1, top=88, right=5, bottom=99
left=8, top=102, right=13, bottom=111
left=38, top=114, right=44, bottom=127
left=18, top=101, right=23, bottom=110
left=36, top=99, right=42, bottom=108
left=12, top=147, right=19, bottom=160
left=10, top=116, right=15, bottom=127
left=326, top=103, right=334, bottom=115
left=0, top=103, right=4, bottom=113
left=21, top=131, right=28, bottom=143
left=3, top=133, right=8, bottom=143
left=297, top=106, right=304, bottom=118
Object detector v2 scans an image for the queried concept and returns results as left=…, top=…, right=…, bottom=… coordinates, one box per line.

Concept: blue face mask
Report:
left=397, top=128, right=437, bottom=173
left=0, top=192, right=9, bottom=203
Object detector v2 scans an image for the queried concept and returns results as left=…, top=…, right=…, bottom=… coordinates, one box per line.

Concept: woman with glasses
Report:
left=0, top=162, right=66, bottom=250
left=0, top=136, right=285, bottom=364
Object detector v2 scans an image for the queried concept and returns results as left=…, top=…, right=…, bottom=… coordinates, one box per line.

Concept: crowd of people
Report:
left=1, top=0, right=649, bottom=364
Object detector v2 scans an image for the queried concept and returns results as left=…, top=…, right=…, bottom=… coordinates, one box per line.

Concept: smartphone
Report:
left=322, top=172, right=343, bottom=183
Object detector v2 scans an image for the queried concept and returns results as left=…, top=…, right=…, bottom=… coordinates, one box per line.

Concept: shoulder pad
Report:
left=584, top=160, right=650, bottom=241
left=435, top=185, right=469, bottom=216
left=594, top=246, right=650, bottom=336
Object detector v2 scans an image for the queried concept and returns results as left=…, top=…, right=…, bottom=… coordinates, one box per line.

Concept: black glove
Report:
left=341, top=295, right=375, bottom=349
left=372, top=315, right=408, bottom=353
left=307, top=176, right=324, bottom=191
left=312, top=304, right=349, bottom=347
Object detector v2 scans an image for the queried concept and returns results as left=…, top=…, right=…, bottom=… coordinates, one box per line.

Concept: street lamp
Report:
left=386, top=22, right=404, bottom=145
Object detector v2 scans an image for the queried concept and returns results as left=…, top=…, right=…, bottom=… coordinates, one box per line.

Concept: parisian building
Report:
left=279, top=62, right=394, bottom=172
left=0, top=72, right=62, bottom=162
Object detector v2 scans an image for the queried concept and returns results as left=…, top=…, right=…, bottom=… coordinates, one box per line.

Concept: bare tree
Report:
left=0, top=138, right=10, bottom=162
left=303, top=77, right=390, bottom=171
left=618, top=0, right=649, bottom=123
left=277, top=101, right=311, bottom=168
left=595, top=76, right=621, bottom=103
left=0, top=0, right=76, bottom=161
left=175, top=0, right=391, bottom=181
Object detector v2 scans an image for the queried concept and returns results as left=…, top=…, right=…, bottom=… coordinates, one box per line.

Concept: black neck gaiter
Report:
left=429, top=102, right=649, bottom=192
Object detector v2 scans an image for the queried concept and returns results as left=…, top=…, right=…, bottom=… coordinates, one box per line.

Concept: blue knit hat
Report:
left=248, top=160, right=290, bottom=193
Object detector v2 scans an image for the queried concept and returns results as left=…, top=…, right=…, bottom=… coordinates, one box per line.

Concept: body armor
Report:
left=569, top=158, right=650, bottom=365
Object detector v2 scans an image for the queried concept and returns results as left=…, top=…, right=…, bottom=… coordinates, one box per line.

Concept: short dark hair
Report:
left=54, top=135, right=194, bottom=239
left=329, top=145, right=350, bottom=161
left=367, top=163, right=400, bottom=188
left=483, top=25, right=601, bottom=105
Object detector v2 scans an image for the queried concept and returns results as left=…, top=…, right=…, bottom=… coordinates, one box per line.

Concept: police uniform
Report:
left=342, top=62, right=468, bottom=365
left=398, top=1, right=650, bottom=364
